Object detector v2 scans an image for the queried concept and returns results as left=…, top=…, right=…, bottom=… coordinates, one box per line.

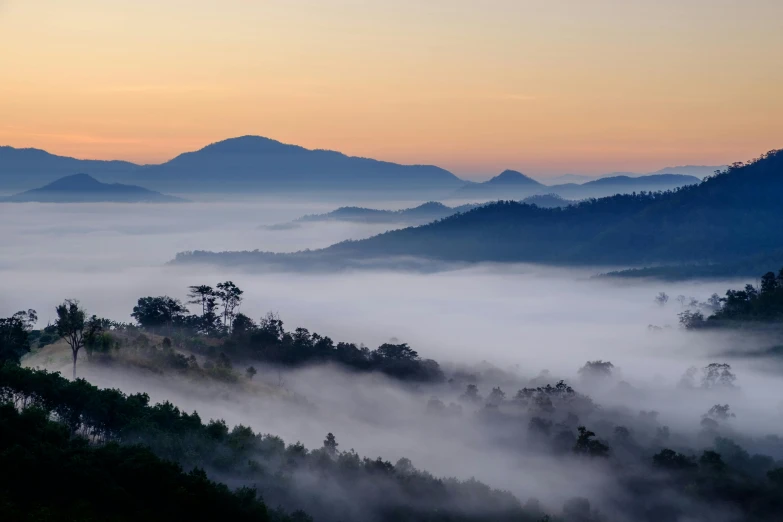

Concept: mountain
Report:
left=520, top=193, right=574, bottom=208
left=451, top=170, right=544, bottom=199
left=0, top=146, right=140, bottom=193
left=172, top=149, right=783, bottom=272
left=648, top=165, right=725, bottom=177
left=264, top=202, right=481, bottom=230
left=3, top=173, right=185, bottom=203
left=127, top=136, right=465, bottom=195
left=264, top=195, right=574, bottom=230
left=543, top=173, right=599, bottom=184
left=449, top=169, right=698, bottom=201
left=0, top=137, right=465, bottom=196
left=549, top=173, right=700, bottom=199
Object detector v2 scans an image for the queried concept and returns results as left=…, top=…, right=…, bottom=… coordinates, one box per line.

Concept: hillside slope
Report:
left=173, top=150, right=782, bottom=270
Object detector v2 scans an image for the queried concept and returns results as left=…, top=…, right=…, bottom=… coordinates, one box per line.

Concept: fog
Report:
left=4, top=200, right=782, bottom=520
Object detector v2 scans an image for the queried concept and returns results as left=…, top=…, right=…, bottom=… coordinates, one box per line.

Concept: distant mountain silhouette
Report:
left=543, top=173, right=599, bottom=184
left=520, top=193, right=574, bottom=209
left=264, top=194, right=574, bottom=230
left=126, top=136, right=464, bottom=194
left=264, top=201, right=482, bottom=230
left=449, top=169, right=698, bottom=201
left=3, top=173, right=185, bottom=203
left=451, top=170, right=544, bottom=199
left=648, top=165, right=725, bottom=177
left=173, top=149, right=782, bottom=272
left=0, top=138, right=714, bottom=200
left=549, top=173, right=700, bottom=199
left=0, top=146, right=140, bottom=192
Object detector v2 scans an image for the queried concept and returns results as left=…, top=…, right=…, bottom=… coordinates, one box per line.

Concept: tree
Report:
left=703, top=404, right=735, bottom=421
left=0, top=309, right=37, bottom=365
left=131, top=296, right=187, bottom=334
left=574, top=426, right=609, bottom=457
left=83, top=315, right=109, bottom=359
left=652, top=449, right=696, bottom=470
left=654, top=292, right=669, bottom=306
left=701, top=363, right=736, bottom=389
left=323, top=432, right=339, bottom=457
left=578, top=360, right=614, bottom=379
left=187, top=285, right=215, bottom=315
left=55, top=300, right=86, bottom=379
left=374, top=343, right=419, bottom=361
left=487, top=386, right=506, bottom=406
left=245, top=366, right=257, bottom=380
left=678, top=310, right=705, bottom=329
left=460, top=384, right=482, bottom=403
left=216, top=281, right=244, bottom=331
left=187, top=285, right=220, bottom=334
left=232, top=313, right=256, bottom=336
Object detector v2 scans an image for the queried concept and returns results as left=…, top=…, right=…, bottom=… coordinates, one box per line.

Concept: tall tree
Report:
left=187, top=285, right=220, bottom=334
left=187, top=285, right=215, bottom=316
left=55, top=300, right=86, bottom=379
left=216, top=281, right=244, bottom=331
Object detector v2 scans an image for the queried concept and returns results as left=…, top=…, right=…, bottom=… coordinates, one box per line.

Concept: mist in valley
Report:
left=4, top=201, right=783, bottom=521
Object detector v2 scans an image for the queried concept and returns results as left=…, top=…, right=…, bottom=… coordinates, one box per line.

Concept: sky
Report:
left=1, top=0, right=782, bottom=179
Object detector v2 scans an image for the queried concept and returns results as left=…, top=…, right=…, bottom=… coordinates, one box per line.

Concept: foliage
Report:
left=0, top=310, right=36, bottom=365
left=0, top=364, right=543, bottom=522
left=0, top=402, right=303, bottom=522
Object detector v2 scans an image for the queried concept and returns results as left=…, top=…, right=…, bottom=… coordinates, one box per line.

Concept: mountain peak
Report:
left=486, top=170, right=541, bottom=186
left=43, top=173, right=103, bottom=190
left=198, top=135, right=299, bottom=154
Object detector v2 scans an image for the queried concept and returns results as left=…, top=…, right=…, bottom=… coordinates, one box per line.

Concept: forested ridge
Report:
left=174, top=149, right=783, bottom=272
left=2, top=283, right=783, bottom=520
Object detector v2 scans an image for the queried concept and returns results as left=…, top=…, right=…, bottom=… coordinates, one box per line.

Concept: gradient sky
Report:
left=1, top=0, right=782, bottom=179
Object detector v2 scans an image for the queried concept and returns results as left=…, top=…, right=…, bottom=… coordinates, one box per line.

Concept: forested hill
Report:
left=324, top=150, right=781, bottom=265
left=173, top=149, right=783, bottom=270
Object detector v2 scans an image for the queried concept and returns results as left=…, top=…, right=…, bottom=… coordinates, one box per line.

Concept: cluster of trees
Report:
left=427, top=370, right=783, bottom=521
left=0, top=364, right=548, bottom=522
left=0, top=401, right=305, bottom=522
left=680, top=268, right=783, bottom=328
left=130, top=281, right=244, bottom=335
left=3, top=283, right=445, bottom=383
left=222, top=312, right=444, bottom=381
left=127, top=284, right=444, bottom=381
left=5, top=292, right=783, bottom=520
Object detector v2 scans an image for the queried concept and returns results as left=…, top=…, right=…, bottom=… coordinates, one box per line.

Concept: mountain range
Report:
left=172, top=148, right=783, bottom=273
left=0, top=136, right=717, bottom=199
left=265, top=194, right=573, bottom=230
left=449, top=170, right=701, bottom=201
left=2, top=173, right=185, bottom=203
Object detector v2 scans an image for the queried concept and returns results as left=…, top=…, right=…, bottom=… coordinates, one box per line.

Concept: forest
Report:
left=2, top=277, right=783, bottom=522
left=173, top=149, right=783, bottom=275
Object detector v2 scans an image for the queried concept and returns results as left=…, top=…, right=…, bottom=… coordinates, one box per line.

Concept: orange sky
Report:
left=1, top=0, right=782, bottom=178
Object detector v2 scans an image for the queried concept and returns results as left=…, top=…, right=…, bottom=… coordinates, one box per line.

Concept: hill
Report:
left=3, top=173, right=185, bottom=203
left=0, top=137, right=464, bottom=196
left=264, top=195, right=573, bottom=230
left=450, top=170, right=699, bottom=201
left=0, top=146, right=141, bottom=193
left=172, top=149, right=783, bottom=272
left=549, top=173, right=700, bottom=199
left=127, top=136, right=465, bottom=195
left=649, top=165, right=725, bottom=177
left=451, top=170, right=543, bottom=199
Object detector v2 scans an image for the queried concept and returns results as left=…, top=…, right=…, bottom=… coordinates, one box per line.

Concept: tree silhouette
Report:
left=55, top=299, right=86, bottom=379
